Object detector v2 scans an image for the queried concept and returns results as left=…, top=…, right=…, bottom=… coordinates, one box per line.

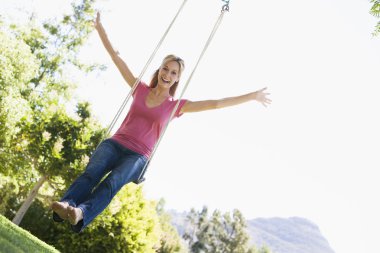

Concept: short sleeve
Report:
left=132, top=81, right=147, bottom=98
left=173, top=99, right=188, bottom=118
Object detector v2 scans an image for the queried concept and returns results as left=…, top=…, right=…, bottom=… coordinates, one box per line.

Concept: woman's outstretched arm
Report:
left=180, top=87, right=271, bottom=113
left=94, top=12, right=136, bottom=88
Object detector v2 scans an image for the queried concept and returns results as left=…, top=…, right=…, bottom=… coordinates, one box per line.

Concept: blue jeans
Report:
left=58, top=139, right=147, bottom=232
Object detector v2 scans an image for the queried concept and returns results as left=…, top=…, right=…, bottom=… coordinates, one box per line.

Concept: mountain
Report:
left=247, top=217, right=335, bottom=253
left=168, top=210, right=335, bottom=253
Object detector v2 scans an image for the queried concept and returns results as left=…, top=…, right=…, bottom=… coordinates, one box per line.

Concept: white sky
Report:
left=2, top=0, right=380, bottom=253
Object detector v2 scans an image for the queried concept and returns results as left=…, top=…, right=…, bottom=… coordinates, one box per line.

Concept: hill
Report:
left=169, top=210, right=335, bottom=253
left=247, top=217, right=335, bottom=253
left=0, top=214, right=59, bottom=253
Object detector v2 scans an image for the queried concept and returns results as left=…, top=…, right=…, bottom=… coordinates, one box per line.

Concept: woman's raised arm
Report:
left=94, top=12, right=136, bottom=88
left=180, top=87, right=271, bottom=114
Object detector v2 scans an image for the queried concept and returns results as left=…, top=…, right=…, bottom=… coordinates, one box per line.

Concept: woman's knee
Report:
left=78, top=171, right=101, bottom=187
left=105, top=171, right=131, bottom=195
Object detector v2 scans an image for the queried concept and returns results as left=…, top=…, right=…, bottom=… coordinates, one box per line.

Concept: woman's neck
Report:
left=151, top=86, right=171, bottom=98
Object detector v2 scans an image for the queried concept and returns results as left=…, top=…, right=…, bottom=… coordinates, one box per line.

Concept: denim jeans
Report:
left=57, top=139, right=147, bottom=233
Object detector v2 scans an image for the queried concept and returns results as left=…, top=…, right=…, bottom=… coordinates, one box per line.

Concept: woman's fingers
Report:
left=94, top=12, right=100, bottom=28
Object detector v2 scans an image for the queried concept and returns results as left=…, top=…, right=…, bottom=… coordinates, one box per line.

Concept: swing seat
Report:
left=133, top=177, right=145, bottom=185
left=133, top=162, right=148, bottom=184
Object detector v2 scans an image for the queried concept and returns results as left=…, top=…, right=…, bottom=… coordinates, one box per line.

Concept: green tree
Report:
left=0, top=18, right=42, bottom=222
left=156, top=199, right=183, bottom=253
left=370, top=0, right=380, bottom=35
left=11, top=101, right=104, bottom=224
left=0, top=0, right=105, bottom=225
left=208, top=209, right=252, bottom=253
left=183, top=207, right=211, bottom=253
left=183, top=207, right=270, bottom=253
left=0, top=25, right=39, bottom=174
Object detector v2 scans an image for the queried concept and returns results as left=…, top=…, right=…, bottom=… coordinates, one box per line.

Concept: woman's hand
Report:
left=92, top=11, right=136, bottom=87
left=94, top=12, right=101, bottom=30
left=253, top=87, right=271, bottom=107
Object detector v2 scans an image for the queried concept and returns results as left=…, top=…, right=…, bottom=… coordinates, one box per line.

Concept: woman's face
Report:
left=158, top=61, right=180, bottom=89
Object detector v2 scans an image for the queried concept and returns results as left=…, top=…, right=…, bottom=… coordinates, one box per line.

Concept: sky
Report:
left=1, top=0, right=380, bottom=252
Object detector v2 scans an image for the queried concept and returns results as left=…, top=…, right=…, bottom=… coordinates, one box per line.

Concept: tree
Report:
left=0, top=23, right=39, bottom=175
left=0, top=18, right=43, bottom=222
left=183, top=207, right=211, bottom=253
left=183, top=207, right=260, bottom=253
left=11, top=101, right=104, bottom=224
left=156, top=199, right=184, bottom=253
left=0, top=0, right=106, bottom=225
left=370, top=0, right=380, bottom=35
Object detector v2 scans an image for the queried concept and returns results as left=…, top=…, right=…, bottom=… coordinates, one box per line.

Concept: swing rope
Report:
left=135, top=1, right=230, bottom=184
left=104, top=0, right=189, bottom=138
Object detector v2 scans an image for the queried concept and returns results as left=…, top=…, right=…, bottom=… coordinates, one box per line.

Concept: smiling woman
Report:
left=51, top=5, right=271, bottom=233
left=149, top=55, right=185, bottom=98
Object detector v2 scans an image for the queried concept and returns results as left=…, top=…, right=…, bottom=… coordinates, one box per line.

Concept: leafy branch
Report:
left=370, top=0, right=380, bottom=36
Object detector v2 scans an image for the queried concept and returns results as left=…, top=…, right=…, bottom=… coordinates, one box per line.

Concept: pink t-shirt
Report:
left=112, top=82, right=187, bottom=158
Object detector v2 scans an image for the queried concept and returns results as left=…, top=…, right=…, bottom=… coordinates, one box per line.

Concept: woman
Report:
left=51, top=12, right=271, bottom=233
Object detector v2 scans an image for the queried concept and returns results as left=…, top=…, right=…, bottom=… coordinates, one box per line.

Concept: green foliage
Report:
left=0, top=27, right=39, bottom=169
left=0, top=1, right=112, bottom=242
left=0, top=0, right=105, bottom=215
left=156, top=199, right=183, bottom=253
left=183, top=207, right=210, bottom=253
left=370, top=0, right=380, bottom=35
left=0, top=176, right=21, bottom=218
left=258, top=246, right=271, bottom=253
left=19, top=184, right=160, bottom=253
left=183, top=207, right=270, bottom=253
left=13, top=101, right=104, bottom=185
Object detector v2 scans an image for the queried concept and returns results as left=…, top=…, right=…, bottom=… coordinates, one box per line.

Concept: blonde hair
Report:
left=149, top=55, right=185, bottom=96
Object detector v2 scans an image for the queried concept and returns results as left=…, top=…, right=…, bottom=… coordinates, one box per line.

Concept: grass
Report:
left=0, top=214, right=59, bottom=253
